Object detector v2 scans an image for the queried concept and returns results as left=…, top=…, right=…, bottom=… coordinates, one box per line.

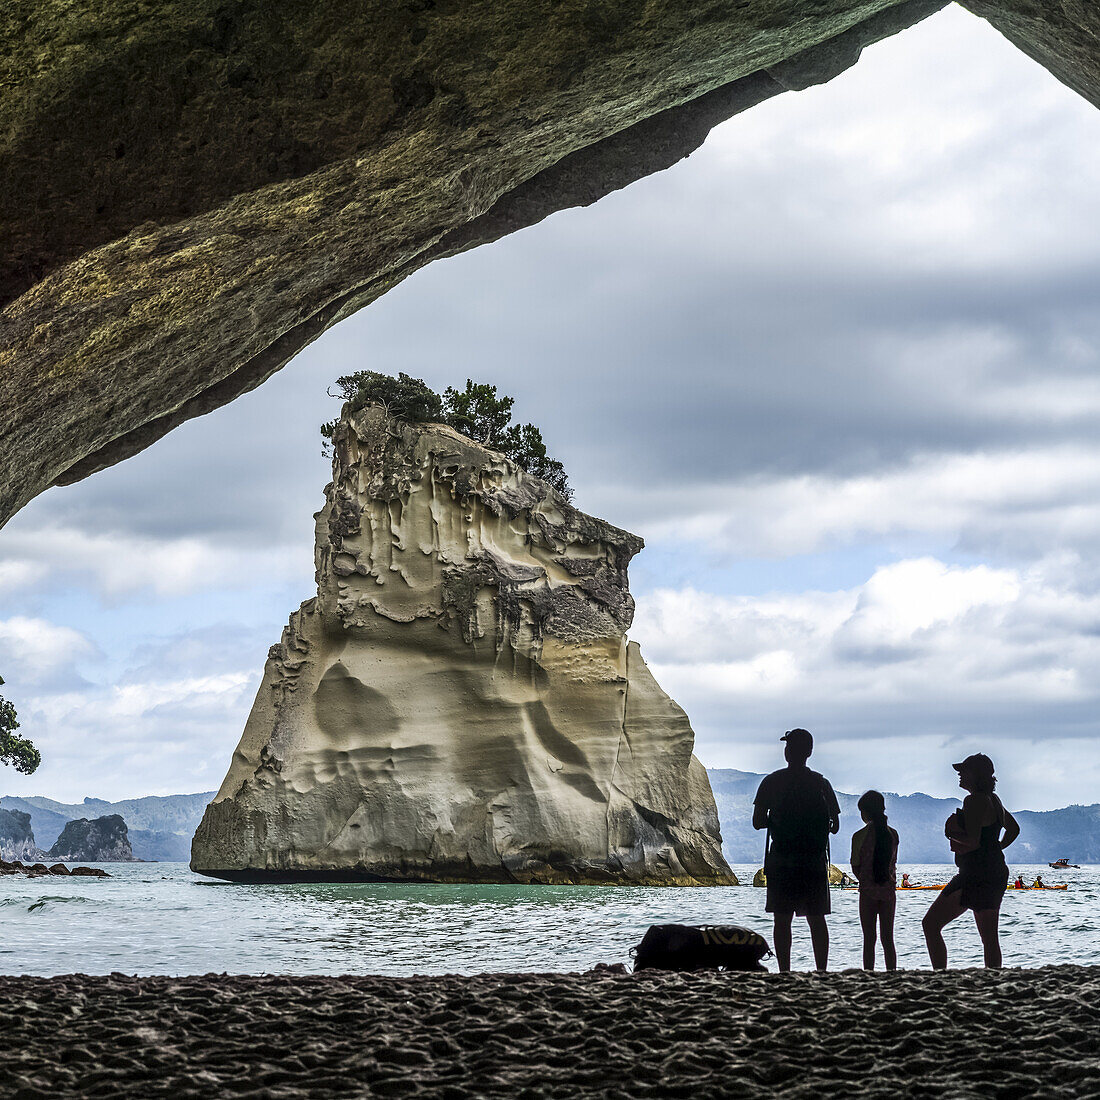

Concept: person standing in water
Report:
left=753, top=729, right=840, bottom=972
left=922, top=753, right=1020, bottom=969
left=850, top=790, right=899, bottom=971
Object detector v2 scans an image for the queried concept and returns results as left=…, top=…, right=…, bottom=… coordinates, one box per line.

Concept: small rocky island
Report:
left=192, top=405, right=735, bottom=884
left=0, top=807, right=40, bottom=862
left=0, top=807, right=130, bottom=874
left=48, top=814, right=135, bottom=862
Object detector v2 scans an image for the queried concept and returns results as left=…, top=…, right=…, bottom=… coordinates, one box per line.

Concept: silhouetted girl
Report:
left=850, top=790, right=899, bottom=971
left=922, top=753, right=1020, bottom=969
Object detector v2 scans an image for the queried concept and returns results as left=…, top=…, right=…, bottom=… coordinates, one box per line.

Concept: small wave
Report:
left=25, top=896, right=95, bottom=911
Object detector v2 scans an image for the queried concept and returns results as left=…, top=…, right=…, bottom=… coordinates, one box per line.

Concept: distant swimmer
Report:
left=753, top=728, right=840, bottom=972
left=850, top=790, right=899, bottom=971
left=922, top=754, right=1020, bottom=969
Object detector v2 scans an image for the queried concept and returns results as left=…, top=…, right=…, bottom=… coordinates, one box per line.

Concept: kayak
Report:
left=843, top=883, right=1070, bottom=892
left=842, top=885, right=945, bottom=891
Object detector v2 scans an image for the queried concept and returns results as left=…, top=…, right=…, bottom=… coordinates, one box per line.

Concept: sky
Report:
left=4, top=4, right=1100, bottom=810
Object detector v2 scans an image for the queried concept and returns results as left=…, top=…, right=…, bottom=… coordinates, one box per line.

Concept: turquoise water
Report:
left=1, top=863, right=1097, bottom=975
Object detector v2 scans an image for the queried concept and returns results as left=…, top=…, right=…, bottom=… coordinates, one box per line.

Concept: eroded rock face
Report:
left=192, top=407, right=734, bottom=884
left=0, top=0, right=955, bottom=528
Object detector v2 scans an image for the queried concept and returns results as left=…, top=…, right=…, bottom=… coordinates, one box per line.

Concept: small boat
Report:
left=1048, top=859, right=1080, bottom=869
left=1007, top=883, right=1068, bottom=891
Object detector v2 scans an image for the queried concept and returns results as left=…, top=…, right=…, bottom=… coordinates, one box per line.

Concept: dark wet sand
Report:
left=2, top=966, right=1098, bottom=1098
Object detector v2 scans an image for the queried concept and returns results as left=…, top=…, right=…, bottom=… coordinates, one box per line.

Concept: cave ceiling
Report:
left=2, top=0, right=1099, bottom=528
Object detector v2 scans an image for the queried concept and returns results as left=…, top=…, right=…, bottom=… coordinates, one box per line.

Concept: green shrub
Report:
left=0, top=676, right=40, bottom=775
left=323, top=373, right=572, bottom=500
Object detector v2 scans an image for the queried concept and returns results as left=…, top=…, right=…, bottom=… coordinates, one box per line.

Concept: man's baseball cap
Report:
left=953, top=753, right=994, bottom=776
left=781, top=728, right=813, bottom=752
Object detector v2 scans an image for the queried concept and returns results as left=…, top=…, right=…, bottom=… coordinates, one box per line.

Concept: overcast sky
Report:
left=5, top=4, right=1100, bottom=810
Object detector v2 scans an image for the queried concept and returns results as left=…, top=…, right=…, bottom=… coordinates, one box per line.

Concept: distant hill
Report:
left=707, top=769, right=1100, bottom=866
left=4, top=778, right=1098, bottom=867
left=0, top=793, right=216, bottom=862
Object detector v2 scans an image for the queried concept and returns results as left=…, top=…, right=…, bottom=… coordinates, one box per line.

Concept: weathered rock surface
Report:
left=0, top=0, right=963, bottom=528
left=0, top=808, right=46, bottom=862
left=193, top=407, right=733, bottom=884
left=47, top=814, right=136, bottom=863
left=5, top=3, right=1100, bottom=530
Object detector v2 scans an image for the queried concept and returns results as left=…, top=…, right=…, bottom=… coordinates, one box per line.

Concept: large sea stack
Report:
left=192, top=406, right=734, bottom=884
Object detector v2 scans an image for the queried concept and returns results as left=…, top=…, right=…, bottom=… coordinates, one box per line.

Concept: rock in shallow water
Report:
left=192, top=407, right=735, bottom=884
left=0, top=859, right=108, bottom=877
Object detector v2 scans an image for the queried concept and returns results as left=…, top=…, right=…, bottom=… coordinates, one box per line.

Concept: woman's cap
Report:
left=953, top=752, right=994, bottom=775
left=781, top=728, right=813, bottom=752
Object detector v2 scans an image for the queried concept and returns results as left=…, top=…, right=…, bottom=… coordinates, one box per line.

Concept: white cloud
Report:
left=703, top=4, right=1100, bottom=274
left=623, top=444, right=1100, bottom=562
left=840, top=557, right=1020, bottom=644
left=0, top=617, right=95, bottom=679
left=0, top=561, right=34, bottom=593
left=0, top=524, right=305, bottom=599
left=632, top=554, right=1100, bottom=805
left=1, top=651, right=261, bottom=803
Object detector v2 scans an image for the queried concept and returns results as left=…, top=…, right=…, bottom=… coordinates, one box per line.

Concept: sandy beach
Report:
left=2, top=965, right=1098, bottom=1098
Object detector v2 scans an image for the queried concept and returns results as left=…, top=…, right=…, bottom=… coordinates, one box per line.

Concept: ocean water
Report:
left=1, top=863, right=1097, bottom=976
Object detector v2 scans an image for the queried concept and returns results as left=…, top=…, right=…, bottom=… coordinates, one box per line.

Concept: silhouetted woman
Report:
left=850, top=790, right=899, bottom=971
left=922, top=753, right=1020, bottom=969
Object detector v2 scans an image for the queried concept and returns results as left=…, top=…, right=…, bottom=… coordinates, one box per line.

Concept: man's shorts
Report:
left=765, top=863, right=831, bottom=916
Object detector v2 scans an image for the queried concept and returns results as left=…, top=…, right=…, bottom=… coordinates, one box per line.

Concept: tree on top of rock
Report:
left=322, top=372, right=572, bottom=501
left=494, top=421, right=570, bottom=502
left=441, top=380, right=515, bottom=449
left=0, top=675, right=40, bottom=775
left=321, top=371, right=442, bottom=449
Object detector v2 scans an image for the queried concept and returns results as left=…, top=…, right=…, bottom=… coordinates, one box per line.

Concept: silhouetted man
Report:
left=753, top=728, right=840, bottom=971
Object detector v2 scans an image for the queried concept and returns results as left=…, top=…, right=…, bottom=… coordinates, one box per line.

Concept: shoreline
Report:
left=2, top=966, right=1097, bottom=1097
left=188, top=866, right=741, bottom=886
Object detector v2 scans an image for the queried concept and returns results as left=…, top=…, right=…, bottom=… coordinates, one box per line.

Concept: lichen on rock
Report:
left=192, top=406, right=735, bottom=884
left=1, top=0, right=959, bottom=529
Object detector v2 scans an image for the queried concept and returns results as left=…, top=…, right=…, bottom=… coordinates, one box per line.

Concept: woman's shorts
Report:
left=942, top=867, right=1008, bottom=912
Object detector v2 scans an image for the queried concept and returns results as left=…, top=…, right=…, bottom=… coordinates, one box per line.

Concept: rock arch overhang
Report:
left=1, top=0, right=1098, bottom=529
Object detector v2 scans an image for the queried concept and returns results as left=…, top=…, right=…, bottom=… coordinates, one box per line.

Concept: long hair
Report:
left=857, top=790, right=892, bottom=885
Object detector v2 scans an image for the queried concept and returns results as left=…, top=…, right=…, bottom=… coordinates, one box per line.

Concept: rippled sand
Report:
left=3, top=966, right=1098, bottom=1097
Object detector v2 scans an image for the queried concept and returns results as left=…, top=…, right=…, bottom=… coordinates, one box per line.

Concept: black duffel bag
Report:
left=631, top=924, right=771, bottom=972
